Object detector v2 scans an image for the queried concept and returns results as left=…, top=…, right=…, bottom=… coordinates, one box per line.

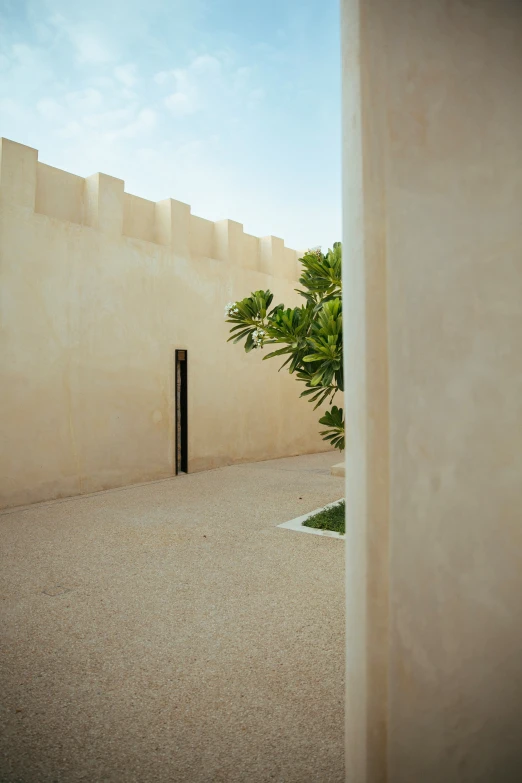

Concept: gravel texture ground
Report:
left=0, top=451, right=344, bottom=783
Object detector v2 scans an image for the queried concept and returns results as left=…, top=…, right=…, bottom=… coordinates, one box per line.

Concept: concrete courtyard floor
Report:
left=0, top=451, right=344, bottom=783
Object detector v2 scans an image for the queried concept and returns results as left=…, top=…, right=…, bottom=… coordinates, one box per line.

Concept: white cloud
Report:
left=65, top=88, right=103, bottom=111
left=37, top=98, right=65, bottom=121
left=49, top=15, right=114, bottom=64
left=164, top=91, right=195, bottom=116
left=189, top=54, right=221, bottom=75
left=233, top=66, right=251, bottom=90
left=11, top=44, right=38, bottom=65
left=135, top=146, right=161, bottom=164
left=58, top=120, right=83, bottom=140
left=88, top=76, right=116, bottom=90
left=72, top=33, right=113, bottom=64
left=112, top=107, right=157, bottom=139
left=158, top=51, right=262, bottom=119
left=82, top=105, right=137, bottom=130
left=174, top=139, right=205, bottom=158
left=247, top=88, right=265, bottom=108
left=120, top=88, right=138, bottom=101
left=114, top=64, right=137, bottom=88
left=55, top=105, right=157, bottom=147
left=32, top=22, right=55, bottom=45
left=153, top=71, right=169, bottom=85
left=1, top=41, right=56, bottom=88
left=0, top=98, right=24, bottom=119
left=211, top=48, right=236, bottom=68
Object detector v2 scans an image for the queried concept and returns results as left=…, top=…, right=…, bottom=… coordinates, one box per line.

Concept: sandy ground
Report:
left=0, top=451, right=344, bottom=783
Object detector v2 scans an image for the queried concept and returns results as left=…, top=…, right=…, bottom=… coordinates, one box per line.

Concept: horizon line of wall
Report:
left=0, top=136, right=306, bottom=280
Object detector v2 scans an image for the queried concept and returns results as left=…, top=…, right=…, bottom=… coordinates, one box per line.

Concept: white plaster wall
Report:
left=342, top=0, right=522, bottom=781
left=0, top=139, right=332, bottom=509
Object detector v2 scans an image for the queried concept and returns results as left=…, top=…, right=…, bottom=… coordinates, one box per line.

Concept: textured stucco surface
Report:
left=0, top=138, right=332, bottom=509
left=342, top=0, right=522, bottom=781
left=0, top=451, right=344, bottom=783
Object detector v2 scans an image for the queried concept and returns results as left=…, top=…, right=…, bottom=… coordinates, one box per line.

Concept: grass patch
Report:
left=303, top=500, right=345, bottom=535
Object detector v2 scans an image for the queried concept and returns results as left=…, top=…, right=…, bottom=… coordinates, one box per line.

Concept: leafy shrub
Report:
left=224, top=243, right=344, bottom=451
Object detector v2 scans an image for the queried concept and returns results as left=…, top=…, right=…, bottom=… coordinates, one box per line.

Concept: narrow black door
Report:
left=175, top=350, right=188, bottom=474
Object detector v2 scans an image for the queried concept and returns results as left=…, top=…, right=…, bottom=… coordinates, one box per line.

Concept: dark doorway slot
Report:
left=175, top=350, right=188, bottom=474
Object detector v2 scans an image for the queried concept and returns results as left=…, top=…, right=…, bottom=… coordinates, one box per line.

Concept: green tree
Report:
left=224, top=243, right=344, bottom=451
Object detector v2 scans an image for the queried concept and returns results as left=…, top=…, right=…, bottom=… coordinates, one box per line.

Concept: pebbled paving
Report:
left=0, top=451, right=344, bottom=783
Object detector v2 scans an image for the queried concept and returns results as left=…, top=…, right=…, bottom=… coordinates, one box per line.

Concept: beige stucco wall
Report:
left=0, top=138, right=332, bottom=509
left=342, top=0, right=522, bottom=781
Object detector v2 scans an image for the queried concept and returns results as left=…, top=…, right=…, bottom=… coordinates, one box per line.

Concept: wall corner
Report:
left=84, top=172, right=124, bottom=238
left=0, top=137, right=38, bottom=210
left=214, top=219, right=244, bottom=265
left=259, top=235, right=284, bottom=277
left=155, top=198, right=191, bottom=254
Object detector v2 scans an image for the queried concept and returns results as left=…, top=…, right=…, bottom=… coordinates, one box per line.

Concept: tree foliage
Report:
left=224, top=243, right=344, bottom=451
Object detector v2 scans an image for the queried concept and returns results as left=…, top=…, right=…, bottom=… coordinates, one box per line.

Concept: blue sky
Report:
left=0, top=0, right=341, bottom=250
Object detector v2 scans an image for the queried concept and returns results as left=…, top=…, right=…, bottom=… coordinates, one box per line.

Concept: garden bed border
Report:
left=277, top=499, right=345, bottom=540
